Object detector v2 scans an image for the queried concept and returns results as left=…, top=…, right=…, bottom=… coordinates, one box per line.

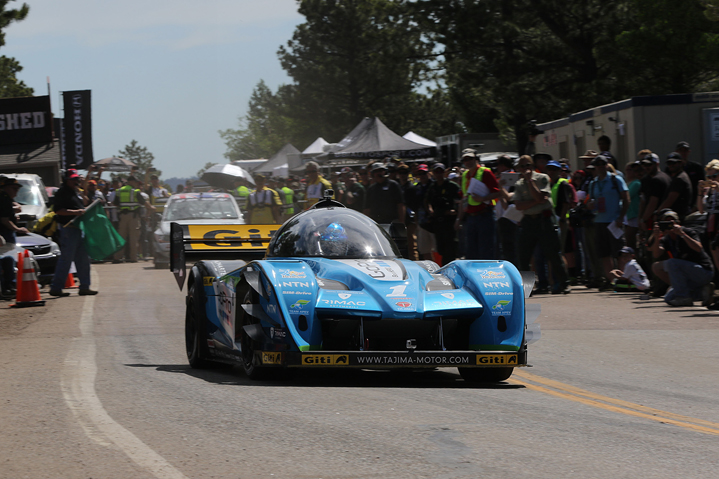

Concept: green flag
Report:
left=77, top=200, right=126, bottom=261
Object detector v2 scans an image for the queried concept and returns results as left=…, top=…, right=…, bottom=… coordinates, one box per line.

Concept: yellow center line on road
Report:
left=510, top=370, right=719, bottom=436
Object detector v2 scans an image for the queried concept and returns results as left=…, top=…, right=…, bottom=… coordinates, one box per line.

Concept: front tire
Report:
left=458, top=367, right=514, bottom=383
left=239, top=288, right=269, bottom=380
left=185, top=283, right=211, bottom=368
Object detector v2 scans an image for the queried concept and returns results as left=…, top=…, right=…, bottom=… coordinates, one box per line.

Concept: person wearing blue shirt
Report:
left=587, top=155, right=629, bottom=288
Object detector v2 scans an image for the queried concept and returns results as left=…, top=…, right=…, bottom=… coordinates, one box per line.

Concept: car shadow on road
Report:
left=125, top=363, right=524, bottom=390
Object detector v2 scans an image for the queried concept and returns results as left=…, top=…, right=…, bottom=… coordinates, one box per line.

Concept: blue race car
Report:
left=172, top=194, right=541, bottom=382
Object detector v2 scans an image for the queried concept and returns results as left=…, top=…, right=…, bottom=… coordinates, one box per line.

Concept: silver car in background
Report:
left=152, top=192, right=244, bottom=269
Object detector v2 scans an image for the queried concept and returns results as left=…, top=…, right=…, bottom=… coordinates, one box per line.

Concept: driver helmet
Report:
left=318, top=222, right=348, bottom=256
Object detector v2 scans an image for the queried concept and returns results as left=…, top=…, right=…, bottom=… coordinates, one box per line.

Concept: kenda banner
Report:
left=0, top=95, right=53, bottom=146
left=62, top=90, right=94, bottom=169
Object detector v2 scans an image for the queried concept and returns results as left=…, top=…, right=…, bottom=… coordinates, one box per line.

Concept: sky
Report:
left=2, top=0, right=304, bottom=179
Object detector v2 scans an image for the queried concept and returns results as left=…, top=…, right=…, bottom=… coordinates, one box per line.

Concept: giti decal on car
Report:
left=338, top=259, right=404, bottom=281
left=476, top=354, right=517, bottom=365
left=301, top=354, right=349, bottom=365
left=184, top=224, right=277, bottom=250
left=262, top=352, right=283, bottom=365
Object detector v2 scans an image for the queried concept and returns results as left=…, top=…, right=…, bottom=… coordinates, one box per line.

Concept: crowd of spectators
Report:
left=19, top=137, right=719, bottom=309
left=238, top=139, right=718, bottom=309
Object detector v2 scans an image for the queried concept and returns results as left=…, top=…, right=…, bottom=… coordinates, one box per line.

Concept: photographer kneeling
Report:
left=649, top=210, right=714, bottom=307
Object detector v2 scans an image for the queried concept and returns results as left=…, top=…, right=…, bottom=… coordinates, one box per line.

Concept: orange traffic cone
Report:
left=11, top=250, right=45, bottom=308
left=64, top=272, right=77, bottom=289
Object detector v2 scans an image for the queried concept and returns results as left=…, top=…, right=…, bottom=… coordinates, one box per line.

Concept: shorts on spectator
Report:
left=594, top=222, right=624, bottom=258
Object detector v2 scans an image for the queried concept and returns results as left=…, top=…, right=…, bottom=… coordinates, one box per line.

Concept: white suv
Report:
left=3, top=173, right=50, bottom=229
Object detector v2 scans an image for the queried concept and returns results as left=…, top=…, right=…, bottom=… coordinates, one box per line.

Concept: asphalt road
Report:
left=1, top=263, right=718, bottom=479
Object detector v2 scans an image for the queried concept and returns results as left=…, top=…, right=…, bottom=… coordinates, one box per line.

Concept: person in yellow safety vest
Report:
left=148, top=174, right=169, bottom=214
left=279, top=177, right=295, bottom=219
left=247, top=174, right=281, bottom=224
left=113, top=176, right=152, bottom=263
left=233, top=178, right=252, bottom=212
left=304, top=160, right=333, bottom=209
left=455, top=149, right=501, bottom=259
left=547, top=160, right=575, bottom=259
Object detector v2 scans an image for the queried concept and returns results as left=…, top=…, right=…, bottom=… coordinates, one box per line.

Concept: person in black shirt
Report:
left=659, top=152, right=692, bottom=221
left=0, top=176, right=29, bottom=244
left=49, top=169, right=97, bottom=297
left=426, top=163, right=460, bottom=264
left=364, top=163, right=405, bottom=224
left=650, top=209, right=713, bottom=307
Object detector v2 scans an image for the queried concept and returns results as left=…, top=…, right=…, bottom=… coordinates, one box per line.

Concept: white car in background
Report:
left=152, top=192, right=244, bottom=269
left=3, top=173, right=50, bottom=230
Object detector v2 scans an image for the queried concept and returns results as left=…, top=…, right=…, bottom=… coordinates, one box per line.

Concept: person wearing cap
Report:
left=649, top=209, right=714, bottom=307
left=365, top=162, right=405, bottom=224
left=404, top=163, right=433, bottom=260
left=658, top=152, right=692, bottom=221
left=674, top=141, right=704, bottom=199
left=586, top=154, right=629, bottom=287
left=596, top=135, right=618, bottom=169
left=456, top=149, right=500, bottom=260
left=609, top=246, right=650, bottom=292
left=247, top=174, right=281, bottom=224
left=0, top=176, right=29, bottom=245
left=639, top=152, right=671, bottom=230
left=426, top=162, right=461, bottom=264
left=514, top=155, right=570, bottom=294
left=49, top=169, right=97, bottom=297
left=532, top=153, right=552, bottom=174
left=304, top=161, right=333, bottom=209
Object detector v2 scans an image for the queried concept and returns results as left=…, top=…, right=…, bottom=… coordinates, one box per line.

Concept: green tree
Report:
left=614, top=0, right=719, bottom=94
left=117, top=140, right=160, bottom=179
left=0, top=1, right=33, bottom=98
left=0, top=55, right=32, bottom=97
left=220, top=80, right=297, bottom=161
left=418, top=0, right=633, bottom=153
left=277, top=0, right=437, bottom=141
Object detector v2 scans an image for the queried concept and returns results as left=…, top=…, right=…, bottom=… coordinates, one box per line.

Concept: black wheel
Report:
left=239, top=287, right=269, bottom=380
left=458, top=367, right=514, bottom=383
left=185, top=283, right=211, bottom=368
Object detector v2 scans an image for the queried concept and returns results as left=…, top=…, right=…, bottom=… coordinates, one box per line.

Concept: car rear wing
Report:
left=169, top=222, right=278, bottom=290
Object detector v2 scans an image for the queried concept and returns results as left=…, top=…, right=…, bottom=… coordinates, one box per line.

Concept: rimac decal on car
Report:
left=337, top=259, right=404, bottom=281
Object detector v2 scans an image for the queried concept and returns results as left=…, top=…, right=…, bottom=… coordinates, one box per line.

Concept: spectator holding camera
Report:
left=650, top=210, right=714, bottom=307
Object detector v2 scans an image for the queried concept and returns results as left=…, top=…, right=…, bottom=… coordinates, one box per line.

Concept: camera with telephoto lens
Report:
left=658, top=221, right=674, bottom=232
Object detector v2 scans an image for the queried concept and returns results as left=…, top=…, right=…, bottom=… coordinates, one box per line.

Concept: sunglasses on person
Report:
left=518, top=163, right=533, bottom=168
left=709, top=173, right=719, bottom=179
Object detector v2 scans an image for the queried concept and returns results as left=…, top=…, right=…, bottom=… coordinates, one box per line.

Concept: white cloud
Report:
left=10, top=0, right=301, bottom=48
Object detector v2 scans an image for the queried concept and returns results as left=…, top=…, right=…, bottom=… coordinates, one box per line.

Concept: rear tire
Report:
left=458, top=367, right=513, bottom=383
left=185, top=283, right=211, bottom=368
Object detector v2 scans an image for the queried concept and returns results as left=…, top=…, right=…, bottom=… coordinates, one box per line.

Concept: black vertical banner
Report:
left=62, top=90, right=93, bottom=169
left=53, top=117, right=66, bottom=170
